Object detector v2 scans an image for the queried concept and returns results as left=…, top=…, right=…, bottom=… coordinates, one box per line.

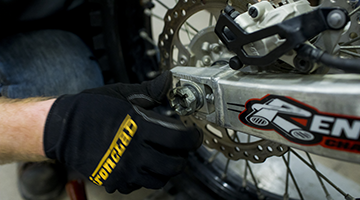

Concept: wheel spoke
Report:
left=209, top=13, right=214, bottom=26
left=154, top=0, right=170, bottom=10
left=145, top=9, right=163, bottom=21
left=183, top=23, right=193, bottom=42
left=290, top=149, right=355, bottom=200
left=222, top=159, right=231, bottom=179
left=242, top=159, right=248, bottom=187
left=306, top=152, right=334, bottom=200
left=140, top=31, right=157, bottom=46
left=339, top=46, right=360, bottom=50
left=207, top=151, right=220, bottom=163
left=341, top=36, right=360, bottom=46
left=145, top=10, right=196, bottom=36
left=339, top=50, right=360, bottom=58
left=283, top=152, right=290, bottom=200
left=310, top=35, right=319, bottom=43
left=242, top=135, right=250, bottom=187
left=234, top=131, right=241, bottom=143
left=282, top=153, right=304, bottom=200
left=244, top=135, right=264, bottom=199
left=349, top=6, right=360, bottom=16
left=246, top=160, right=264, bottom=199
left=184, top=22, right=199, bottom=34
left=173, top=37, right=192, bottom=63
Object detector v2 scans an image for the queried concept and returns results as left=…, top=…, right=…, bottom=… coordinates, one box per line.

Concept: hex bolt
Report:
left=210, top=43, right=221, bottom=53
left=327, top=10, right=346, bottom=29
left=206, top=93, right=215, bottom=103
left=169, top=85, right=204, bottom=116
left=202, top=55, right=212, bottom=66
left=179, top=55, right=188, bottom=65
left=293, top=55, right=314, bottom=73
left=201, top=42, right=210, bottom=52
left=248, top=6, right=258, bottom=18
left=224, top=5, right=235, bottom=15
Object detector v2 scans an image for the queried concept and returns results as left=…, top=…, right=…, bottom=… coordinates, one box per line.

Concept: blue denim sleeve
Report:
left=0, top=29, right=104, bottom=98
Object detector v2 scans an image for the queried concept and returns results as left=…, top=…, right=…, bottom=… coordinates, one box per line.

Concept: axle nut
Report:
left=169, top=85, right=203, bottom=116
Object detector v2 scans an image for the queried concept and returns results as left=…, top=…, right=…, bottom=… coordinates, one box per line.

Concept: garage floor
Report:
left=0, top=163, right=173, bottom=200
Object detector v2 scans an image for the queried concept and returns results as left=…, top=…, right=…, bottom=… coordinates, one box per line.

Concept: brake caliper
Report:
left=215, top=1, right=349, bottom=72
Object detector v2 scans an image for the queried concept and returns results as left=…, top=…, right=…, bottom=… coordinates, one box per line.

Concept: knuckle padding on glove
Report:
left=44, top=91, right=201, bottom=194
left=81, top=71, right=172, bottom=109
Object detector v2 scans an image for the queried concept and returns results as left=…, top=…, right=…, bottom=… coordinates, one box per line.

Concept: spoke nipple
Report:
left=146, top=49, right=158, bottom=56
left=140, top=30, right=157, bottom=46
left=345, top=194, right=356, bottom=200
left=144, top=8, right=152, bottom=16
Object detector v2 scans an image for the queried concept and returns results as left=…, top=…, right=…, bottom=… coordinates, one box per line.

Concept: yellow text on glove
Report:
left=89, top=114, right=137, bottom=186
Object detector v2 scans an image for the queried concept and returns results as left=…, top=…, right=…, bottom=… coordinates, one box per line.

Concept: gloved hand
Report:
left=43, top=71, right=203, bottom=194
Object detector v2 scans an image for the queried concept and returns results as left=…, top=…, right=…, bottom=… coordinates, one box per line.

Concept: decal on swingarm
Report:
left=239, top=95, right=360, bottom=153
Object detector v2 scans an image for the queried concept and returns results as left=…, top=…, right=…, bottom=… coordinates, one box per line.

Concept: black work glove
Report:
left=44, top=71, right=202, bottom=194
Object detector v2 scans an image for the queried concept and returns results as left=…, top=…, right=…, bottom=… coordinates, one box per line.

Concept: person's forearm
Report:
left=0, top=98, right=55, bottom=164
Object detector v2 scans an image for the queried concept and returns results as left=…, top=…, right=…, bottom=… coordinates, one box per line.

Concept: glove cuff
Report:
left=43, top=94, right=75, bottom=160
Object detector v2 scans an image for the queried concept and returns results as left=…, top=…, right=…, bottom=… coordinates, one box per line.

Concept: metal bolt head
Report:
left=293, top=55, right=314, bottom=73
left=248, top=6, right=258, bottom=18
left=202, top=55, right=212, bottom=66
left=169, top=86, right=199, bottom=116
left=327, top=10, right=346, bottom=29
left=224, top=5, right=235, bottom=15
left=205, top=93, right=215, bottom=103
left=201, top=42, right=210, bottom=52
left=179, top=55, right=188, bottom=65
left=210, top=43, right=221, bottom=53
left=229, top=56, right=244, bottom=70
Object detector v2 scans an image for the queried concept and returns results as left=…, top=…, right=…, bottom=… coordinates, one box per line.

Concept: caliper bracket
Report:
left=215, top=5, right=349, bottom=66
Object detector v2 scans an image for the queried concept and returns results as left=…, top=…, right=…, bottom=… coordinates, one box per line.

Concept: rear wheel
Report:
left=147, top=0, right=360, bottom=199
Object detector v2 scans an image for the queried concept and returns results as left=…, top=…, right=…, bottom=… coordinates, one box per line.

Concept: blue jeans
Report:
left=0, top=29, right=104, bottom=98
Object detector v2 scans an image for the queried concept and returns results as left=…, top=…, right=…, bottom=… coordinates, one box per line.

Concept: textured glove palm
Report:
left=44, top=71, right=202, bottom=194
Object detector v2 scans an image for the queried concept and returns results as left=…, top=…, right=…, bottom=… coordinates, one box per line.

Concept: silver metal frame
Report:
left=171, top=65, right=360, bottom=163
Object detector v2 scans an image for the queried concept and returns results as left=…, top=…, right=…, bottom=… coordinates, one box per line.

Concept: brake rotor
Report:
left=159, top=0, right=289, bottom=162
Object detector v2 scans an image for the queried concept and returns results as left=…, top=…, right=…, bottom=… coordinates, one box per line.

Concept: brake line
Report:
left=296, top=44, right=360, bottom=73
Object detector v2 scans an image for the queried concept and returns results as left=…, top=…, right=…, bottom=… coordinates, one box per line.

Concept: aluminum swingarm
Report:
left=169, top=65, right=360, bottom=164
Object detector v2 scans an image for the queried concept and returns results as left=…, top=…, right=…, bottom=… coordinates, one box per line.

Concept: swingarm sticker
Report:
left=239, top=95, right=360, bottom=153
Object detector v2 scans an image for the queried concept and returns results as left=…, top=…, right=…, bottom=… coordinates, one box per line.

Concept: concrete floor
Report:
left=0, top=163, right=172, bottom=200
left=2, top=155, right=360, bottom=200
